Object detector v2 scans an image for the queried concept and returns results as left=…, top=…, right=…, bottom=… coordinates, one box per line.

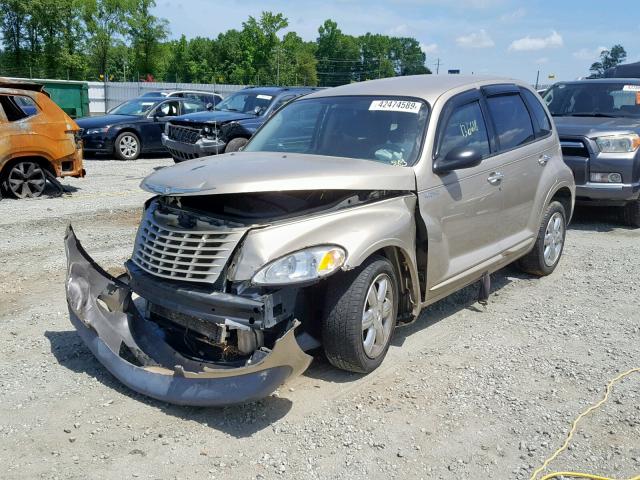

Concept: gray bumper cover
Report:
left=64, top=226, right=312, bottom=406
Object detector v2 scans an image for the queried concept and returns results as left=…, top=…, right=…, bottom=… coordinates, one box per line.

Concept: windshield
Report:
left=214, top=91, right=275, bottom=115
left=244, top=96, right=429, bottom=166
left=544, top=82, right=640, bottom=118
left=109, top=99, right=158, bottom=116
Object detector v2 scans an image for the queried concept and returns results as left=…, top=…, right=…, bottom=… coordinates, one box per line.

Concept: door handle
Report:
left=538, top=154, right=551, bottom=166
left=487, top=172, right=504, bottom=185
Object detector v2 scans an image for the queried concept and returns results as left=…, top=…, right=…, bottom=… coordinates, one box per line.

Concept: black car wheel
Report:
left=517, top=201, right=566, bottom=276
left=225, top=137, right=248, bottom=153
left=321, top=255, right=398, bottom=374
left=4, top=161, right=47, bottom=198
left=114, top=132, right=141, bottom=161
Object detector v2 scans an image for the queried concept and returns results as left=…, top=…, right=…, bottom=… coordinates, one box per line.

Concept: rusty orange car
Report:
left=0, top=79, right=84, bottom=199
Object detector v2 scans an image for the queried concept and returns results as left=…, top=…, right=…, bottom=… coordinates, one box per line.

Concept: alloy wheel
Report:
left=543, top=211, right=564, bottom=266
left=7, top=161, right=46, bottom=198
left=361, top=273, right=395, bottom=359
left=118, top=134, right=139, bottom=159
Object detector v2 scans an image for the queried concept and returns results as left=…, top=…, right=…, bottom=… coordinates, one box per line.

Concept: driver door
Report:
left=418, top=89, right=505, bottom=302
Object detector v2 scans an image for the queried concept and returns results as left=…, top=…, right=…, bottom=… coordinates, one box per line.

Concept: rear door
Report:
left=481, top=85, right=554, bottom=246
left=420, top=89, right=505, bottom=300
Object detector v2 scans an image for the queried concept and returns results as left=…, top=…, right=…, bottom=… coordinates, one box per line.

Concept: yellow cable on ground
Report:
left=529, top=367, right=640, bottom=480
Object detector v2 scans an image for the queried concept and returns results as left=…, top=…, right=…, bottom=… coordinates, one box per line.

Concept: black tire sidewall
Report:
left=322, top=256, right=399, bottom=373
left=225, top=137, right=248, bottom=153
left=114, top=132, right=140, bottom=161
left=533, top=201, right=567, bottom=275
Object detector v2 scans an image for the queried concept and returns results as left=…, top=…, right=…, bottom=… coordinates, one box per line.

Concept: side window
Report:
left=438, top=101, right=491, bottom=160
left=522, top=89, right=552, bottom=137
left=485, top=94, right=535, bottom=150
left=271, top=95, right=296, bottom=113
left=182, top=101, right=204, bottom=114
left=0, top=95, right=38, bottom=121
left=157, top=100, right=180, bottom=117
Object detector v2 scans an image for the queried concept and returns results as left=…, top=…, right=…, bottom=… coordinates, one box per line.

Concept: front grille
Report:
left=167, top=124, right=202, bottom=144
left=132, top=206, right=247, bottom=283
left=560, top=139, right=589, bottom=158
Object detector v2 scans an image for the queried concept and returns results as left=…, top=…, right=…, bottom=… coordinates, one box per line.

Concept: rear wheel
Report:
left=321, top=255, right=398, bottom=373
left=114, top=132, right=140, bottom=160
left=224, top=137, right=248, bottom=153
left=518, top=201, right=566, bottom=276
left=622, top=200, right=640, bottom=227
left=4, top=161, right=47, bottom=198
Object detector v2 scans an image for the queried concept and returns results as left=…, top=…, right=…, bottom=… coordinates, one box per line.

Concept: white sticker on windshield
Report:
left=369, top=100, right=422, bottom=114
left=622, top=85, right=640, bottom=91
left=257, top=94, right=273, bottom=100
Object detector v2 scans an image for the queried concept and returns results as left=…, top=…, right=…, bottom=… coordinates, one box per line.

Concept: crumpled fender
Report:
left=63, top=225, right=312, bottom=406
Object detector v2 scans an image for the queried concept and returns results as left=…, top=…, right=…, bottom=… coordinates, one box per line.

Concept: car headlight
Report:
left=590, top=172, right=623, bottom=183
left=595, top=134, right=640, bottom=153
left=252, top=246, right=346, bottom=285
left=85, top=127, right=109, bottom=135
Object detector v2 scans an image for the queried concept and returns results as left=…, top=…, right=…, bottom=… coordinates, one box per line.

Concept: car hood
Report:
left=172, top=110, right=256, bottom=124
left=554, top=116, right=640, bottom=137
left=76, top=114, right=139, bottom=129
left=141, top=152, right=416, bottom=195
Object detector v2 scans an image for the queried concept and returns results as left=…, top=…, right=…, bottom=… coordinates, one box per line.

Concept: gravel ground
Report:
left=0, top=158, right=639, bottom=480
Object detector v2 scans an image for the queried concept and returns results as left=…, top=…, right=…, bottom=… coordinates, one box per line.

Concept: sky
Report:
left=153, top=0, right=639, bottom=85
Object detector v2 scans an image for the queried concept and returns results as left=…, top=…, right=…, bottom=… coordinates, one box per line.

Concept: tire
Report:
left=114, top=132, right=141, bottom=161
left=518, top=201, right=567, bottom=276
left=622, top=200, right=640, bottom=227
left=3, top=160, right=47, bottom=199
left=224, top=137, right=248, bottom=153
left=321, top=255, right=398, bottom=373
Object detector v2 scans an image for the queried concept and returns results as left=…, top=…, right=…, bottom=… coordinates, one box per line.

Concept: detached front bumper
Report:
left=64, top=226, right=312, bottom=406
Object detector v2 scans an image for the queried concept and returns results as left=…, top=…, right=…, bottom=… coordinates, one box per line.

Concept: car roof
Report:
left=237, top=86, right=323, bottom=96
left=303, top=74, right=525, bottom=104
left=553, top=78, right=640, bottom=85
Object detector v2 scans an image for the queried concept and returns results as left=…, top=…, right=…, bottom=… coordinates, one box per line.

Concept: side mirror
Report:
left=206, top=103, right=214, bottom=111
left=433, top=146, right=483, bottom=174
left=154, top=110, right=166, bottom=120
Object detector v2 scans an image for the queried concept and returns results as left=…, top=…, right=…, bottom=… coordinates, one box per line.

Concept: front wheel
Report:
left=321, top=255, right=398, bottom=373
left=114, top=132, right=141, bottom=161
left=518, top=201, right=567, bottom=276
left=224, top=137, right=248, bottom=153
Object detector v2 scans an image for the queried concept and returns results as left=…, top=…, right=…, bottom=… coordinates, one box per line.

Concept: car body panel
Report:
left=0, top=83, right=84, bottom=180
left=141, top=151, right=416, bottom=195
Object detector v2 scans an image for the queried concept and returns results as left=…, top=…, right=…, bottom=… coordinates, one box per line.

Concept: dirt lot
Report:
left=1, top=158, right=639, bottom=480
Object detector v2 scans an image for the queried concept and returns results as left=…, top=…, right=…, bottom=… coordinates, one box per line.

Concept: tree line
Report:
left=0, top=0, right=430, bottom=86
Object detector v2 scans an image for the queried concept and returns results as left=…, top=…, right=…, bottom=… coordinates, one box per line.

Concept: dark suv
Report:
left=544, top=79, right=640, bottom=226
left=162, top=86, right=322, bottom=162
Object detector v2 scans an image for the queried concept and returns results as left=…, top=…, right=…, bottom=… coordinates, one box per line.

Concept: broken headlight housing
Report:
left=252, top=246, right=346, bottom=286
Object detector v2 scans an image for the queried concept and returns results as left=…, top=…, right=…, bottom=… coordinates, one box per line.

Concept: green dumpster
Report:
left=39, top=79, right=90, bottom=119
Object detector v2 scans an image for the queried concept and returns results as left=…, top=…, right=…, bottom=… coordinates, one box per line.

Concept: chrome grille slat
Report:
left=132, top=206, right=247, bottom=283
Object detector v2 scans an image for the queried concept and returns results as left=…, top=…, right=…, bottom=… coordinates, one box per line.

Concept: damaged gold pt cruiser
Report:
left=65, top=75, right=575, bottom=406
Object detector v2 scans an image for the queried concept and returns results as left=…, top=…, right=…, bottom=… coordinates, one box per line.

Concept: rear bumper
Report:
left=64, top=226, right=312, bottom=406
left=162, top=134, right=225, bottom=162
left=56, top=148, right=84, bottom=178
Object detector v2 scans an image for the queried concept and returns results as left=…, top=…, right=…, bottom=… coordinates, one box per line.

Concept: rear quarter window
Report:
left=0, top=95, right=39, bottom=121
left=522, top=89, right=552, bottom=137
